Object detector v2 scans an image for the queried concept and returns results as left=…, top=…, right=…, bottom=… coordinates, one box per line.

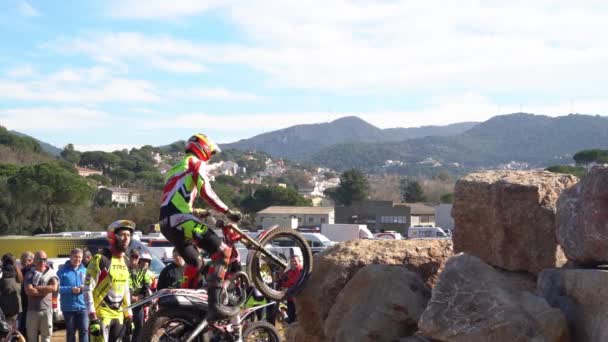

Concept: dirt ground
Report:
left=50, top=323, right=286, bottom=341
left=51, top=328, right=66, bottom=341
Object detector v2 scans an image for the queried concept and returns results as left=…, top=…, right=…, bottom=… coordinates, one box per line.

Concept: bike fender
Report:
left=256, top=225, right=278, bottom=242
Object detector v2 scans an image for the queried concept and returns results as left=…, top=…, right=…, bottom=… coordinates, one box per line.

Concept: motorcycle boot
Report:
left=205, top=245, right=233, bottom=321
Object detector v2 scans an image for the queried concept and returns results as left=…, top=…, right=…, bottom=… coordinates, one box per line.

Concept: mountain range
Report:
left=9, top=113, right=608, bottom=174
left=222, top=113, right=608, bottom=173
left=221, top=116, right=477, bottom=160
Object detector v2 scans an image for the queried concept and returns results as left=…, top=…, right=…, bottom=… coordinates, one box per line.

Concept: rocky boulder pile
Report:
left=288, top=239, right=453, bottom=341
left=452, top=170, right=576, bottom=274
left=419, top=254, right=569, bottom=342
left=556, top=166, right=608, bottom=265
left=288, top=166, right=608, bottom=342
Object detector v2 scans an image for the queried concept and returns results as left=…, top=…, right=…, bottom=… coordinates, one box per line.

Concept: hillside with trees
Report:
left=221, top=116, right=477, bottom=161
left=311, top=114, right=608, bottom=173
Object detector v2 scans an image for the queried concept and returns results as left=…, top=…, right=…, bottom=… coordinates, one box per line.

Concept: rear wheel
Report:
left=141, top=308, right=204, bottom=342
left=243, top=321, right=282, bottom=342
left=248, top=227, right=313, bottom=301
left=225, top=270, right=250, bottom=307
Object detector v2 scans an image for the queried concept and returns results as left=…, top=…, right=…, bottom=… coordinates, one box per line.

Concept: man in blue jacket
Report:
left=57, top=248, right=88, bottom=342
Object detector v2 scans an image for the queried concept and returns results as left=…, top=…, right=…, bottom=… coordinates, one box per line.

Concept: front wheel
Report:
left=243, top=321, right=282, bottom=342
left=248, top=227, right=313, bottom=301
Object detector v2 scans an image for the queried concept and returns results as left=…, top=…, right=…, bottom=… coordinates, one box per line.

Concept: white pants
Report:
left=26, top=309, right=53, bottom=342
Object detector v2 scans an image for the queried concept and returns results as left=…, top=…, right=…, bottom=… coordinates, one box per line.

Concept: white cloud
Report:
left=53, top=0, right=608, bottom=94
left=149, top=57, right=208, bottom=73
left=107, top=0, right=224, bottom=19
left=0, top=107, right=111, bottom=130
left=17, top=1, right=40, bottom=17
left=6, top=65, right=36, bottom=78
left=74, top=143, right=144, bottom=152
left=46, top=32, right=212, bottom=74
left=0, top=66, right=159, bottom=103
left=139, top=93, right=608, bottom=139
left=177, top=87, right=264, bottom=101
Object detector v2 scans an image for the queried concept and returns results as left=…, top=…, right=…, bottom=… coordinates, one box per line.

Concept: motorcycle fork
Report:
left=184, top=319, right=208, bottom=342
left=236, top=226, right=288, bottom=268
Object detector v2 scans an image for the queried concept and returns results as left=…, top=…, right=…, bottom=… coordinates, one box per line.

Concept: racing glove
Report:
left=193, top=208, right=211, bottom=219
left=226, top=209, right=242, bottom=223
left=124, top=317, right=134, bottom=336
left=89, top=319, right=101, bottom=337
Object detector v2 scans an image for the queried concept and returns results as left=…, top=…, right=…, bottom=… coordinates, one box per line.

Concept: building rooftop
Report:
left=100, top=187, right=139, bottom=194
left=402, top=203, right=436, bottom=215
left=258, top=206, right=334, bottom=214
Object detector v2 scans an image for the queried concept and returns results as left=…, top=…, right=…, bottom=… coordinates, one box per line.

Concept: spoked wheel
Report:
left=225, top=270, right=250, bottom=307
left=243, top=321, right=282, bottom=342
left=248, top=227, right=313, bottom=301
left=141, top=308, right=204, bottom=342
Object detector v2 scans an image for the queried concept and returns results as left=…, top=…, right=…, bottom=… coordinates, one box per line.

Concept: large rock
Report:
left=556, top=165, right=608, bottom=265
left=284, top=322, right=324, bottom=342
left=324, top=265, right=431, bottom=342
left=419, top=254, right=569, bottom=342
left=538, top=268, right=608, bottom=341
left=293, top=239, right=453, bottom=341
left=453, top=170, right=577, bottom=274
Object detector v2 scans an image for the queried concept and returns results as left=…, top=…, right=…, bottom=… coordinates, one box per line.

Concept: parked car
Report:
left=407, top=226, right=450, bottom=239
left=374, top=231, right=404, bottom=240
left=300, top=232, right=335, bottom=254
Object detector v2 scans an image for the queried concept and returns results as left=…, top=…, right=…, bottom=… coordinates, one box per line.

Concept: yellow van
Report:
left=0, top=235, right=165, bottom=275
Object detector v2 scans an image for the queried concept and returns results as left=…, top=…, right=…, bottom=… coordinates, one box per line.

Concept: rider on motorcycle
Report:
left=84, top=220, right=134, bottom=342
left=159, top=133, right=242, bottom=321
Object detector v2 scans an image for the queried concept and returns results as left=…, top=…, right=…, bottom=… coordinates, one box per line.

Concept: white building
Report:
left=434, top=203, right=454, bottom=230
left=97, top=187, right=142, bottom=207
left=256, top=206, right=335, bottom=229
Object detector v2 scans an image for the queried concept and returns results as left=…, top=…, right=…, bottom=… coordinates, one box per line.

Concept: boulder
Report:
left=294, top=239, right=452, bottom=340
left=418, top=254, right=569, bottom=342
left=284, top=322, right=324, bottom=342
left=556, top=165, right=608, bottom=265
left=453, top=170, right=576, bottom=274
left=538, top=268, right=608, bottom=342
left=324, top=265, right=431, bottom=342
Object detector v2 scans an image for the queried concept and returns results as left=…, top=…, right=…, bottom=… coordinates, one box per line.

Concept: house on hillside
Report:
left=76, top=166, right=103, bottom=177
left=207, top=161, right=241, bottom=177
left=405, top=203, right=436, bottom=227
left=97, top=187, right=142, bottom=207
left=256, top=206, right=335, bottom=230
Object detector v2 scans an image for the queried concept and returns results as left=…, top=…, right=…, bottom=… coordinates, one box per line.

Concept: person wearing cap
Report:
left=128, top=250, right=154, bottom=342
left=84, top=220, right=134, bottom=342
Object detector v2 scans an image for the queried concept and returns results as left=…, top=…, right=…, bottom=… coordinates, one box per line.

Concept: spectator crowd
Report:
left=0, top=237, right=300, bottom=342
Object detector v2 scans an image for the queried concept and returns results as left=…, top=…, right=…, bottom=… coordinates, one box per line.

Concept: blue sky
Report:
left=1, top=0, right=608, bottom=151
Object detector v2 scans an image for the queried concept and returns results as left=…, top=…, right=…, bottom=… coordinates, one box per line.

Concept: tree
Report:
left=240, top=186, right=311, bottom=213
left=400, top=177, right=426, bottom=202
left=61, top=144, right=81, bottom=164
left=8, top=162, right=94, bottom=233
left=440, top=193, right=454, bottom=204
left=545, top=165, right=587, bottom=178
left=80, top=151, right=120, bottom=173
left=87, top=174, right=112, bottom=186
left=573, top=149, right=608, bottom=165
left=324, top=169, right=369, bottom=205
